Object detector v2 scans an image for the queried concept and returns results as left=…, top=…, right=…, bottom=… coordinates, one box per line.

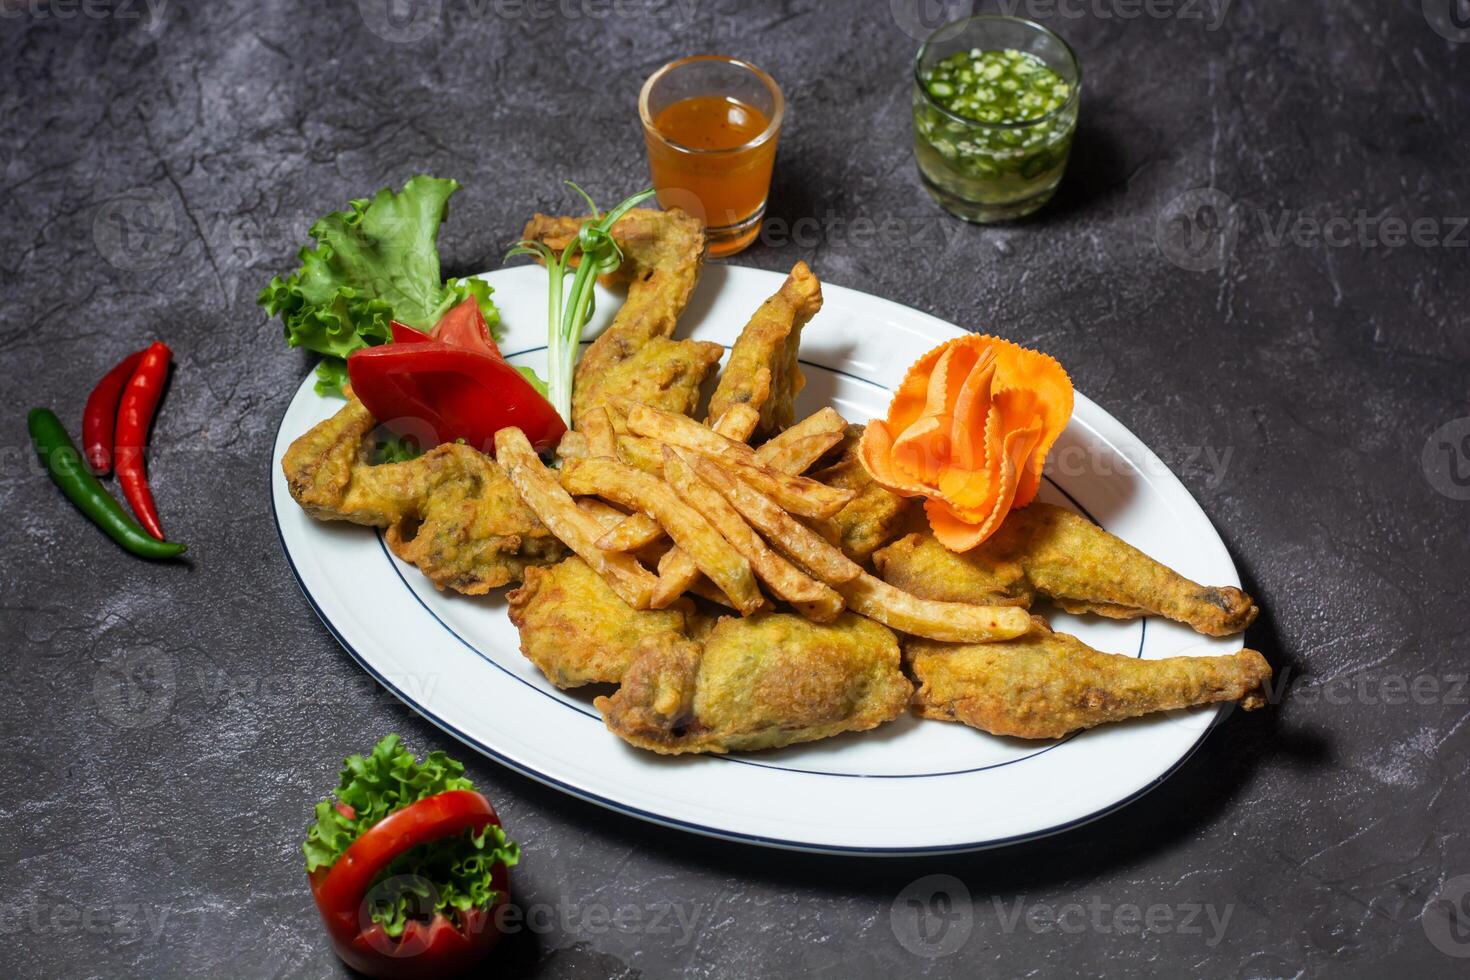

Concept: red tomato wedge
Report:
left=308, top=790, right=509, bottom=980
left=429, top=296, right=505, bottom=359
left=349, top=299, right=564, bottom=454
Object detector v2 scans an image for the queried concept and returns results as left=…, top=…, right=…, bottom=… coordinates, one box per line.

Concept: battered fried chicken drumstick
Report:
left=507, top=556, right=699, bottom=689
left=905, top=626, right=1273, bottom=740
left=873, top=504, right=1258, bottom=637
left=282, top=398, right=564, bottom=592
left=595, top=613, right=912, bottom=754
left=706, top=261, right=822, bottom=437
left=520, top=208, right=721, bottom=425
left=808, top=425, right=919, bottom=564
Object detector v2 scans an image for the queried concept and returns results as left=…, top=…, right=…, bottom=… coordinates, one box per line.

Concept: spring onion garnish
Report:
left=506, top=183, right=656, bottom=426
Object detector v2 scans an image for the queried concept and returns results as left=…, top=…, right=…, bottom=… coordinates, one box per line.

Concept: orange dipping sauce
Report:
left=642, top=84, right=782, bottom=258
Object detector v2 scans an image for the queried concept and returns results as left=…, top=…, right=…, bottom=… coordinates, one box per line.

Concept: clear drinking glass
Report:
left=913, top=16, right=1081, bottom=223
left=640, top=55, right=785, bottom=258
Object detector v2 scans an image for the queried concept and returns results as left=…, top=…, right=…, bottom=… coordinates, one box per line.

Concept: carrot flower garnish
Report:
left=858, top=335, right=1073, bottom=551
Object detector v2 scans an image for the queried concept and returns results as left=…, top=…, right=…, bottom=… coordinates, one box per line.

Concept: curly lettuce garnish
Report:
left=304, top=734, right=519, bottom=938
left=260, top=176, right=501, bottom=396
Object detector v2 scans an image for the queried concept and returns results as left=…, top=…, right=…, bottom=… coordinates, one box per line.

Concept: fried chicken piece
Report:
left=282, top=399, right=564, bottom=593
left=595, top=612, right=912, bottom=754
left=807, top=426, right=919, bottom=564
left=872, top=504, right=1258, bottom=637
left=905, top=625, right=1273, bottom=739
left=707, top=261, right=822, bottom=436
left=520, top=208, right=720, bottom=425
left=579, top=336, right=723, bottom=421
left=507, top=557, right=697, bottom=688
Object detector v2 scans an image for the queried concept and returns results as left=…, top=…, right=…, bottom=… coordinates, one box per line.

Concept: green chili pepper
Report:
left=27, top=408, right=187, bottom=560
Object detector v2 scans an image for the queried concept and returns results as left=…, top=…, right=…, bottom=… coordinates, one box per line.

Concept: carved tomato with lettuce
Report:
left=303, top=735, right=519, bottom=979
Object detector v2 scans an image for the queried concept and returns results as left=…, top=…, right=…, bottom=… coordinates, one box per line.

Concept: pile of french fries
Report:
left=494, top=401, right=1032, bottom=644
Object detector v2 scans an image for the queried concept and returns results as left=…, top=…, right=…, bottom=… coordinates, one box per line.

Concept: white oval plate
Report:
left=271, top=265, right=1246, bottom=855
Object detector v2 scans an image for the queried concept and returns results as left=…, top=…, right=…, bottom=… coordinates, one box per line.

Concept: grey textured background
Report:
left=4, top=1, right=1468, bottom=977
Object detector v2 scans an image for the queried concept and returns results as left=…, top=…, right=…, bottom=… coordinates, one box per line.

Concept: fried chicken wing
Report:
left=507, top=556, right=697, bottom=688
left=282, top=399, right=564, bottom=593
left=873, top=504, right=1258, bottom=636
left=807, top=426, right=919, bottom=564
left=905, top=626, right=1272, bottom=739
left=595, top=612, right=912, bottom=754
left=520, top=208, right=720, bottom=424
left=707, top=261, right=822, bottom=436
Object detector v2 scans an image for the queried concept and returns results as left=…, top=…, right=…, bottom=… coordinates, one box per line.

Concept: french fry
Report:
left=838, top=573, right=1033, bottom=643
left=577, top=497, right=630, bottom=528
left=615, top=433, right=666, bottom=475
left=628, top=404, right=851, bottom=602
left=494, top=427, right=656, bottom=609
left=581, top=406, right=618, bottom=458
left=620, top=399, right=759, bottom=462
left=596, top=516, right=662, bottom=553
left=560, top=457, right=763, bottom=615
left=711, top=403, right=761, bottom=443
left=556, top=430, right=589, bottom=460
left=754, top=433, right=843, bottom=477
left=662, top=447, right=844, bottom=621
left=596, top=401, right=762, bottom=554
left=673, top=559, right=740, bottom=609
left=688, top=455, right=863, bottom=584
left=704, top=453, right=855, bottom=519
left=753, top=407, right=847, bottom=473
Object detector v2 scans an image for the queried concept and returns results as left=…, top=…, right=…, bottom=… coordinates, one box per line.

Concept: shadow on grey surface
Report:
left=428, top=567, right=1327, bottom=907
left=1032, top=116, right=1130, bottom=223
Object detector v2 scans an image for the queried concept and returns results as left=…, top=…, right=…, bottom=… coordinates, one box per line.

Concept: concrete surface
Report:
left=2, top=1, right=1468, bottom=977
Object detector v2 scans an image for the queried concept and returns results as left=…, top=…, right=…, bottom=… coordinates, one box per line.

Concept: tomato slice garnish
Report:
left=430, top=296, right=505, bottom=360
left=309, top=790, right=509, bottom=980
left=348, top=343, right=565, bottom=454
left=350, top=298, right=562, bottom=454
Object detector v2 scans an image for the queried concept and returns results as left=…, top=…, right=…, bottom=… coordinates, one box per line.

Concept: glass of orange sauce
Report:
left=639, top=55, right=785, bottom=258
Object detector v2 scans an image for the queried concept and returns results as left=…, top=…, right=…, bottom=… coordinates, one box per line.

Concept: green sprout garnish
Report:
left=506, top=182, right=656, bottom=426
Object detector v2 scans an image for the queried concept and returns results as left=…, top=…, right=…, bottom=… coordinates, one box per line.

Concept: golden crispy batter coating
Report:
left=507, top=557, right=697, bottom=688
left=595, top=612, right=912, bottom=754
left=808, top=426, right=919, bottom=564
left=578, top=336, right=724, bottom=420
left=905, top=627, right=1272, bottom=739
left=282, top=399, right=564, bottom=593
left=873, top=503, right=1258, bottom=637
left=520, top=208, right=715, bottom=425
left=707, top=261, right=822, bottom=436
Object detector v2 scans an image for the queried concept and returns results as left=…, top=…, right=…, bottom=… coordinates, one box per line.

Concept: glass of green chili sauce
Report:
left=913, top=16, right=1081, bottom=223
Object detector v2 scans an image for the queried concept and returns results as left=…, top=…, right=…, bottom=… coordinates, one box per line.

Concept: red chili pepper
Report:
left=114, top=341, right=172, bottom=540
left=308, top=790, right=509, bottom=980
left=82, top=349, right=145, bottom=475
left=348, top=300, right=563, bottom=455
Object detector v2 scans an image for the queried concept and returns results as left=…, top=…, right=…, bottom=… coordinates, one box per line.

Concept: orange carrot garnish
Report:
left=858, top=335, right=1073, bottom=551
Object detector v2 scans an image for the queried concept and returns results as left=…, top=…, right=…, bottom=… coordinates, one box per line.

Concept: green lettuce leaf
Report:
left=259, top=176, right=501, bottom=397
left=515, top=365, right=550, bottom=398
left=304, top=735, right=519, bottom=937
left=373, top=434, right=425, bottom=464
left=312, top=358, right=350, bottom=398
